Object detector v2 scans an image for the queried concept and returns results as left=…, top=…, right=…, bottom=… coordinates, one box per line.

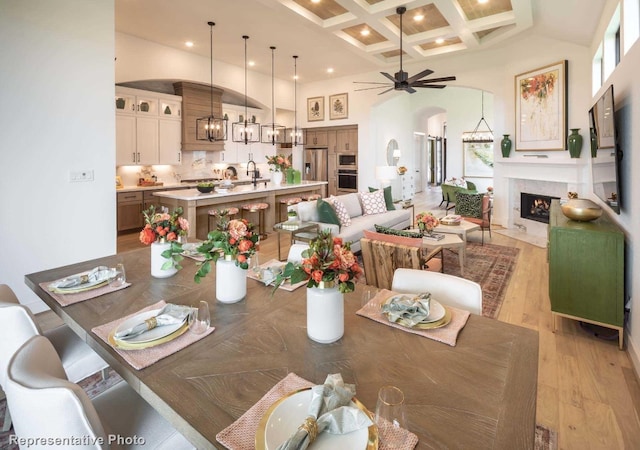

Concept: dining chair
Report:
left=391, top=268, right=483, bottom=315
left=363, top=230, right=444, bottom=272
left=360, top=237, right=443, bottom=290
left=0, top=284, right=108, bottom=431
left=287, top=243, right=309, bottom=263
left=6, top=335, right=195, bottom=449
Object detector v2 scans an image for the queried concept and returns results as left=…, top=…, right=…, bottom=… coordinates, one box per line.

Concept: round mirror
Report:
left=386, top=139, right=399, bottom=166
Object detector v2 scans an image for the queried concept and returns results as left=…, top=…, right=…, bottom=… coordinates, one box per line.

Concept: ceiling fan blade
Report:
left=414, top=84, right=447, bottom=89
left=353, top=81, right=393, bottom=85
left=378, top=87, right=394, bottom=95
left=405, top=86, right=417, bottom=94
left=355, top=86, right=392, bottom=92
left=380, top=72, right=397, bottom=82
left=414, top=76, right=457, bottom=84
left=406, top=68, right=434, bottom=84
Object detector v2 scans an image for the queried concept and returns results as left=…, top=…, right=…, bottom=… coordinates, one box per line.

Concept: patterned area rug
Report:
left=0, top=368, right=556, bottom=448
left=441, top=242, right=520, bottom=318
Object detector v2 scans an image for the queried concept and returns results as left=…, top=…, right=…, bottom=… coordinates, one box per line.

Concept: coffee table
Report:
left=272, top=221, right=319, bottom=261
left=409, top=230, right=466, bottom=275
left=435, top=220, right=481, bottom=247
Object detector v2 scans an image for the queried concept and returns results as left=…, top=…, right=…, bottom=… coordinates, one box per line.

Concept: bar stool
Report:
left=301, top=193, right=321, bottom=201
left=207, top=207, right=239, bottom=232
left=241, top=202, right=269, bottom=239
left=277, top=196, right=302, bottom=223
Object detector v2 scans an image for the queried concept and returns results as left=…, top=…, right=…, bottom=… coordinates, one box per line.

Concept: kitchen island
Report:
left=154, top=181, right=327, bottom=239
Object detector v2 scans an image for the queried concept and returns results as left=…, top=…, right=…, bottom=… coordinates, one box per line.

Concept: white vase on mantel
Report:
left=272, top=170, right=283, bottom=185
left=150, top=241, right=177, bottom=278
left=215, top=255, right=247, bottom=303
left=306, top=282, right=344, bottom=343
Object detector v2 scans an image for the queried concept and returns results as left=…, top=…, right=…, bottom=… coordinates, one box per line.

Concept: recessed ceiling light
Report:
left=293, top=75, right=299, bottom=80
left=311, top=0, right=321, bottom=3
left=435, top=38, right=445, bottom=44
left=327, top=68, right=334, bottom=74
left=361, top=28, right=370, bottom=36
left=414, top=14, right=424, bottom=22
left=185, top=41, right=194, bottom=48
left=248, top=60, right=255, bottom=67
left=478, top=0, right=489, bottom=4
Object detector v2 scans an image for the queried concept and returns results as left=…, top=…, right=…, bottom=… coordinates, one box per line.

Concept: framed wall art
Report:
left=307, top=96, right=324, bottom=122
left=462, top=133, right=494, bottom=178
left=329, top=93, right=348, bottom=120
left=515, top=60, right=567, bottom=151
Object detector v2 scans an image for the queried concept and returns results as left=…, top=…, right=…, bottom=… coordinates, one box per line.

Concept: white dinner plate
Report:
left=256, top=389, right=377, bottom=450
left=113, top=308, right=186, bottom=344
left=386, top=296, right=446, bottom=323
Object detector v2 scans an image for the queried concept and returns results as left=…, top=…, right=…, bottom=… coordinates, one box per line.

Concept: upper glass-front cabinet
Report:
left=160, top=98, right=181, bottom=118
left=115, top=93, right=136, bottom=114
left=135, top=95, right=158, bottom=115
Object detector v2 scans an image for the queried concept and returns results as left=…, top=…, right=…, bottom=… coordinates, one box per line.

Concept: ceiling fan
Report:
left=354, top=6, right=456, bottom=95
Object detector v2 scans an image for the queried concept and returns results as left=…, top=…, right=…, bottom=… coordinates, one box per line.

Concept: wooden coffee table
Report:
left=409, top=230, right=466, bottom=275
left=435, top=220, right=481, bottom=247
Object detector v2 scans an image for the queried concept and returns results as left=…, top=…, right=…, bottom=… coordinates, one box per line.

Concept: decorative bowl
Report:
left=197, top=185, right=214, bottom=193
left=561, top=198, right=602, bottom=222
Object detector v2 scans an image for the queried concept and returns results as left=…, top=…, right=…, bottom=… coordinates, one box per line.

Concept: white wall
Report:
left=0, top=0, right=116, bottom=313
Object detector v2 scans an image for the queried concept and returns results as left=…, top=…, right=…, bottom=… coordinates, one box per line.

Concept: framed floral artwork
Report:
left=329, top=93, right=348, bottom=120
left=515, top=60, right=567, bottom=151
left=307, top=96, right=324, bottom=122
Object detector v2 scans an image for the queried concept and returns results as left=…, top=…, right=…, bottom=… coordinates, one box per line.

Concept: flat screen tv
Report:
left=589, top=84, right=622, bottom=214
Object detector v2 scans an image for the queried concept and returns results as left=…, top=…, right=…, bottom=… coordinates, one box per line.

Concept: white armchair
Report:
left=391, top=268, right=483, bottom=315
left=6, top=335, right=194, bottom=449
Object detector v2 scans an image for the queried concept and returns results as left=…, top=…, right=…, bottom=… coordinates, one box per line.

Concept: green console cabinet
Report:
left=548, top=200, right=624, bottom=349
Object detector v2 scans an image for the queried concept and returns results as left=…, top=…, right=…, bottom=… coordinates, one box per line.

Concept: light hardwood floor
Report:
left=57, top=184, right=640, bottom=448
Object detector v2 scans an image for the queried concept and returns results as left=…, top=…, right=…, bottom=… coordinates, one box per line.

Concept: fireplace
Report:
left=520, top=192, right=560, bottom=224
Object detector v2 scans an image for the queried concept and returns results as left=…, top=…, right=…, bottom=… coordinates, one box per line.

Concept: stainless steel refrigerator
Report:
left=303, top=148, right=328, bottom=182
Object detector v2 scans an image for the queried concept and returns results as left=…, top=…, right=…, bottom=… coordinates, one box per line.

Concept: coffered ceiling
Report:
left=115, top=0, right=605, bottom=84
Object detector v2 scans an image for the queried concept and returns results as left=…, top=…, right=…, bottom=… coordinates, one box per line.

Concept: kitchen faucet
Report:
left=246, top=160, right=258, bottom=187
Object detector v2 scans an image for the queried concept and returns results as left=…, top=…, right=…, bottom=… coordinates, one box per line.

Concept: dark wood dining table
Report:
left=25, top=247, right=538, bottom=449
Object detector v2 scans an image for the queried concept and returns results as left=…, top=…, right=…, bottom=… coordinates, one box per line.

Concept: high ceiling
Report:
left=115, top=0, right=605, bottom=84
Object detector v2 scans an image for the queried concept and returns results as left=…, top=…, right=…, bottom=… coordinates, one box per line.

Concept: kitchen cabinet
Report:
left=115, top=86, right=182, bottom=166
left=305, top=130, right=329, bottom=147
left=548, top=200, right=625, bottom=349
left=328, top=153, right=338, bottom=196
left=336, top=127, right=358, bottom=152
left=117, top=191, right=143, bottom=232
left=328, top=130, right=338, bottom=154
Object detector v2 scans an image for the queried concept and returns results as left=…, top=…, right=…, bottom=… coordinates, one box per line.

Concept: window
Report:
left=623, top=0, right=639, bottom=53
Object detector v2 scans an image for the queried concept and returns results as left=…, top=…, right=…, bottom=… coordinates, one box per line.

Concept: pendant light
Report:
left=196, top=21, right=227, bottom=142
left=261, top=46, right=286, bottom=144
left=232, top=35, right=261, bottom=144
left=463, top=90, right=493, bottom=143
left=285, top=55, right=304, bottom=146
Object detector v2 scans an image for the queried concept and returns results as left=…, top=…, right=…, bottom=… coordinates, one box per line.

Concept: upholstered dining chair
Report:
left=452, top=192, right=492, bottom=245
left=391, top=268, right=483, bottom=315
left=360, top=236, right=444, bottom=290
left=0, top=284, right=108, bottom=432
left=6, top=335, right=195, bottom=449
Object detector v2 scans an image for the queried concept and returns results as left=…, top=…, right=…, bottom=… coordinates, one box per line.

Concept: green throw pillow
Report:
left=316, top=198, right=341, bottom=227
left=374, top=224, right=421, bottom=238
left=455, top=192, right=483, bottom=218
left=368, top=186, right=395, bottom=210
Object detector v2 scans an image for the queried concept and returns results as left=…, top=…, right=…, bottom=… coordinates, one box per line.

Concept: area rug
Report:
left=441, top=242, right=520, bottom=318
left=0, top=368, right=556, bottom=449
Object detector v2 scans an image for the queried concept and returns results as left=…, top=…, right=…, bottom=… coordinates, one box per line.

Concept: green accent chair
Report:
left=440, top=181, right=477, bottom=209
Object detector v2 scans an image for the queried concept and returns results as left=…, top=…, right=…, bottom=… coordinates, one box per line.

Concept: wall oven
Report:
left=337, top=153, right=357, bottom=168
left=337, top=169, right=358, bottom=192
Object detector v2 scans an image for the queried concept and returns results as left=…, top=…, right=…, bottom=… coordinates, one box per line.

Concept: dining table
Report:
left=25, top=247, right=538, bottom=449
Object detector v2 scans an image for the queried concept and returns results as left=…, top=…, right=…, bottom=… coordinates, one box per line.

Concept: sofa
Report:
left=289, top=191, right=412, bottom=253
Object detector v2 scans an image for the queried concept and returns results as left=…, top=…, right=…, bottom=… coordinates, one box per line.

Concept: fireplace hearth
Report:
left=520, top=192, right=560, bottom=224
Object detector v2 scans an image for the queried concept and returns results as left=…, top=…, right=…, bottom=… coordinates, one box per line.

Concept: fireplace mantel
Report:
left=497, top=158, right=588, bottom=184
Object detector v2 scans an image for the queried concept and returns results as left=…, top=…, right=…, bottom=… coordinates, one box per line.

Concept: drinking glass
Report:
left=249, top=252, right=261, bottom=277
left=361, top=286, right=379, bottom=308
left=375, top=385, right=409, bottom=448
left=188, top=301, right=210, bottom=334
left=109, top=264, right=126, bottom=288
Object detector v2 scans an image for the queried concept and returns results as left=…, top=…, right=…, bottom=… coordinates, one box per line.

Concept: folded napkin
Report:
left=50, top=266, right=110, bottom=289
left=41, top=276, right=131, bottom=307
left=276, top=373, right=373, bottom=450
left=91, top=300, right=215, bottom=370
left=216, top=373, right=419, bottom=450
left=381, top=293, right=431, bottom=327
left=357, top=289, right=471, bottom=347
left=114, top=303, right=192, bottom=340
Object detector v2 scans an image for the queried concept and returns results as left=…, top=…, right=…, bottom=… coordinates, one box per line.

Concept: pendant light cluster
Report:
left=196, top=21, right=227, bottom=142
left=285, top=55, right=304, bottom=146
left=232, top=36, right=261, bottom=144
left=261, top=46, right=286, bottom=145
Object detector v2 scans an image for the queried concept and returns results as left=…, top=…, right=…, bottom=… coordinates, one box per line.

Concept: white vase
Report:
left=151, top=241, right=177, bottom=278
left=215, top=256, right=247, bottom=303
left=306, top=283, right=344, bottom=343
left=272, top=170, right=283, bottom=185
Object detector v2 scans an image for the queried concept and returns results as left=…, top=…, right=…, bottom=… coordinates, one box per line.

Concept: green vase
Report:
left=568, top=128, right=583, bottom=158
left=501, top=135, right=512, bottom=158
left=590, top=128, right=598, bottom=158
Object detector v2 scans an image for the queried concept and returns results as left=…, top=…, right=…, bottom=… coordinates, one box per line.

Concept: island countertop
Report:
left=153, top=181, right=327, bottom=239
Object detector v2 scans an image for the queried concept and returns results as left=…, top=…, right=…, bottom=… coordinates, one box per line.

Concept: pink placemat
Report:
left=356, top=289, right=470, bottom=347
left=91, top=300, right=215, bottom=370
left=216, top=372, right=418, bottom=450
left=40, top=280, right=131, bottom=307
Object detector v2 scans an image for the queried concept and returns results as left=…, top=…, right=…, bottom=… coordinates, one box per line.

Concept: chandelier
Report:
left=285, top=55, right=304, bottom=146
left=232, top=36, right=261, bottom=144
left=196, top=21, right=227, bottom=142
left=462, top=90, right=493, bottom=143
